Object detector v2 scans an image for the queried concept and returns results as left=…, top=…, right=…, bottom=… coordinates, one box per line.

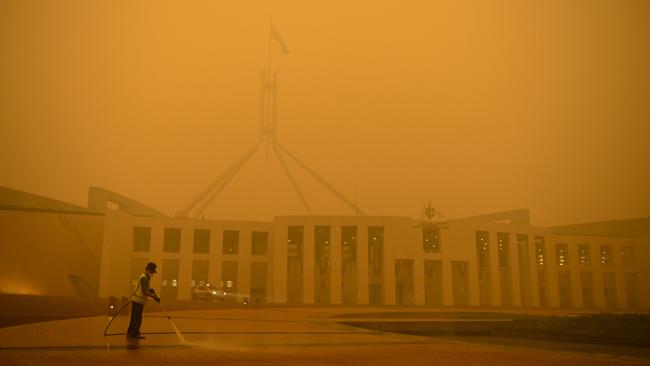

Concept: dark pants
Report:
left=127, top=301, right=144, bottom=336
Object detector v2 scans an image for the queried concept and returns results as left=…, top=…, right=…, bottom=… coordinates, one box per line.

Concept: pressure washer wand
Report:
left=150, top=289, right=171, bottom=319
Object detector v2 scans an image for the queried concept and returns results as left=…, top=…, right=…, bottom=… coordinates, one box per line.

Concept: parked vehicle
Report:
left=192, top=284, right=226, bottom=301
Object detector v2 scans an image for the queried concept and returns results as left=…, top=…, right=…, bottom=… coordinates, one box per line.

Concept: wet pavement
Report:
left=0, top=307, right=648, bottom=365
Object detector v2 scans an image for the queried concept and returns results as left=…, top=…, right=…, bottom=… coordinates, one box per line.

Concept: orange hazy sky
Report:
left=1, top=0, right=648, bottom=226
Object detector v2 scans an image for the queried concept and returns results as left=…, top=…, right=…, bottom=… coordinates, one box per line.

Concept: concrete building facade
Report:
left=1, top=186, right=649, bottom=310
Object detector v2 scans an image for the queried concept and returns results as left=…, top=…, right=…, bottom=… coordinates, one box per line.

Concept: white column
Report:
left=547, top=241, right=560, bottom=307
left=272, top=221, right=288, bottom=303
left=303, top=224, right=315, bottom=304
left=357, top=225, right=369, bottom=304
left=511, top=234, right=522, bottom=307
left=568, top=241, right=582, bottom=307
left=414, top=259, right=425, bottom=305
left=383, top=232, right=396, bottom=306
left=468, top=235, right=480, bottom=306
left=489, top=231, right=501, bottom=306
left=239, top=229, right=252, bottom=299
left=178, top=225, right=193, bottom=301
left=442, top=260, right=454, bottom=306
left=330, top=225, right=342, bottom=304
left=209, top=227, right=223, bottom=289
left=614, top=244, right=627, bottom=308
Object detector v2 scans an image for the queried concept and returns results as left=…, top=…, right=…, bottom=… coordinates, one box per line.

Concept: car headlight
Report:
left=212, top=291, right=217, bottom=294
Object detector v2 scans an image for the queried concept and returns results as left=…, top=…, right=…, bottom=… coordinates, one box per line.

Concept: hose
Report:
left=103, top=301, right=131, bottom=336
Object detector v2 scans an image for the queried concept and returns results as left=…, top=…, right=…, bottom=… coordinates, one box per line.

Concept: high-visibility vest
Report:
left=131, top=273, right=149, bottom=304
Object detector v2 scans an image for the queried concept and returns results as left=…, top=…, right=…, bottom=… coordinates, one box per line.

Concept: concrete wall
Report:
left=98, top=213, right=648, bottom=310
left=0, top=209, right=104, bottom=297
left=99, top=214, right=273, bottom=302
left=3, top=203, right=646, bottom=311
left=634, top=236, right=650, bottom=308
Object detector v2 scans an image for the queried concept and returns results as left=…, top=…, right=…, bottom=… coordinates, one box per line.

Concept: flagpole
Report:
left=267, top=17, right=272, bottom=77
left=265, top=17, right=273, bottom=162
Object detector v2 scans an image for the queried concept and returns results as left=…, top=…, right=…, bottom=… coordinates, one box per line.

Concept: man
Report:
left=127, top=262, right=160, bottom=339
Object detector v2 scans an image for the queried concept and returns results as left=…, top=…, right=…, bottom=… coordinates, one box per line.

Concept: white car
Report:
left=192, top=285, right=226, bottom=301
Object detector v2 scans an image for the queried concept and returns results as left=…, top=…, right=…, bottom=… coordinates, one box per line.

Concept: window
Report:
left=452, top=261, right=470, bottom=306
left=287, top=226, right=304, bottom=257
left=578, top=244, right=591, bottom=266
left=536, top=237, right=548, bottom=306
left=163, top=228, right=181, bottom=253
left=423, top=227, right=441, bottom=253
left=222, top=261, right=238, bottom=293
left=314, top=226, right=330, bottom=261
left=251, top=231, right=268, bottom=255
left=223, top=230, right=239, bottom=255
left=556, top=243, right=568, bottom=267
left=161, top=259, right=180, bottom=300
left=497, top=233, right=509, bottom=267
left=250, top=262, right=268, bottom=295
left=535, top=237, right=546, bottom=267
left=192, top=260, right=209, bottom=287
left=341, top=226, right=357, bottom=304
left=621, top=246, right=634, bottom=266
left=106, top=200, right=119, bottom=211
left=133, top=227, right=151, bottom=252
left=193, top=229, right=210, bottom=254
left=368, top=227, right=384, bottom=276
left=600, top=245, right=612, bottom=266
left=475, top=231, right=490, bottom=269
left=341, top=226, right=357, bottom=261
left=475, top=231, right=491, bottom=306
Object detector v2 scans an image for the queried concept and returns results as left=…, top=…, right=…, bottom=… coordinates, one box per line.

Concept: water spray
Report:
left=152, top=291, right=187, bottom=343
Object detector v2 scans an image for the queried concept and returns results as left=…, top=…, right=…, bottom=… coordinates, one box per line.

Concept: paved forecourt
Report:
left=0, top=307, right=647, bottom=366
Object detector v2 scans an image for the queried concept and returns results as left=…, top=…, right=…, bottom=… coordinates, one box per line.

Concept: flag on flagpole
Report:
left=270, top=21, right=290, bottom=55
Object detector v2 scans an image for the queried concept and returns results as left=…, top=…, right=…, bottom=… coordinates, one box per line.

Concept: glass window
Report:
left=163, top=228, right=181, bottom=253
left=556, top=243, right=569, bottom=267
left=287, top=226, right=304, bottom=257
left=341, top=226, right=357, bottom=261
left=578, top=244, right=591, bottom=266
left=252, top=231, right=268, bottom=255
left=222, top=261, right=238, bottom=293
left=192, top=260, right=209, bottom=288
left=600, top=245, right=612, bottom=266
left=497, top=233, right=509, bottom=267
left=621, top=246, right=634, bottom=266
left=314, top=226, right=331, bottom=261
left=475, top=231, right=490, bottom=269
left=133, top=227, right=151, bottom=252
left=368, top=227, right=384, bottom=276
left=223, top=230, right=239, bottom=255
left=423, top=227, right=441, bottom=253
left=535, top=236, right=546, bottom=267
left=193, top=229, right=210, bottom=254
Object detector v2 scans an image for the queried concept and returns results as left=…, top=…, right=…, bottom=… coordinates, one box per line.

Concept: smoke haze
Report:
left=1, top=0, right=648, bottom=225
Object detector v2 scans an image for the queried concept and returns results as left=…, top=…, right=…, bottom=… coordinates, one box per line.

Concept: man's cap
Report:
left=146, top=262, right=157, bottom=273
